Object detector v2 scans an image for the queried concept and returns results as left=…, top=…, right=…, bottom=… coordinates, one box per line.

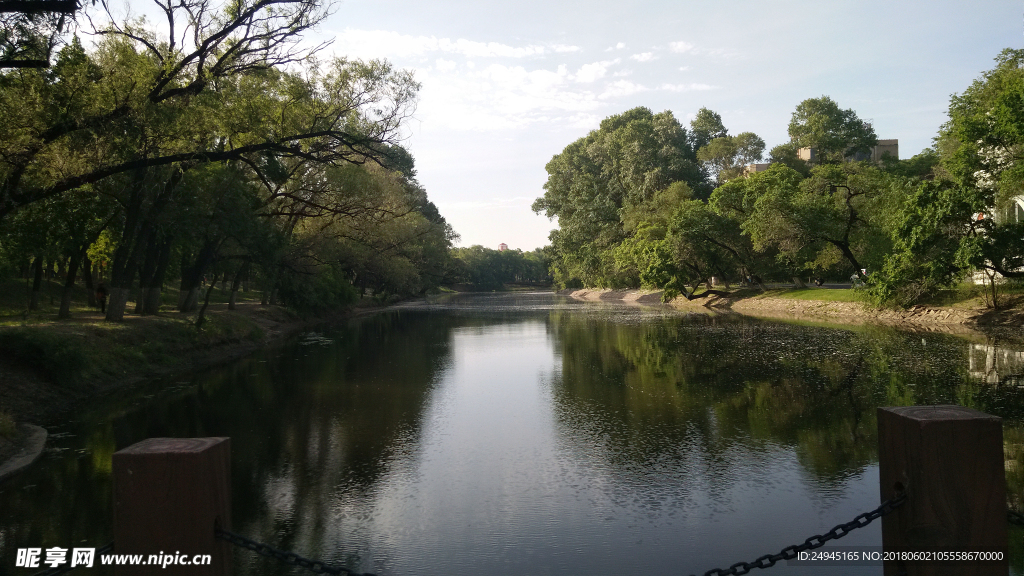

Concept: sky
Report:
left=95, top=0, right=1024, bottom=252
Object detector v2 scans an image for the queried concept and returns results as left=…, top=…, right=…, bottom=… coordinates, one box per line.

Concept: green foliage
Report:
left=533, top=106, right=711, bottom=288
left=880, top=147, right=940, bottom=179
left=737, top=163, right=903, bottom=278
left=0, top=328, right=88, bottom=383
left=276, top=263, right=358, bottom=315
left=767, top=142, right=811, bottom=177
left=869, top=181, right=985, bottom=306
left=450, top=246, right=552, bottom=290
left=868, top=48, right=1024, bottom=307
left=697, top=132, right=766, bottom=183
left=787, top=96, right=878, bottom=163
left=688, top=107, right=728, bottom=152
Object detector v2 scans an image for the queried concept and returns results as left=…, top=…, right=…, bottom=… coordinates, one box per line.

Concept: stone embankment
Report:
left=560, top=288, right=1024, bottom=332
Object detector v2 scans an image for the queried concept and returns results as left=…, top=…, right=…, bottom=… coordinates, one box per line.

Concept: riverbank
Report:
left=0, top=299, right=391, bottom=474
left=560, top=287, right=1024, bottom=333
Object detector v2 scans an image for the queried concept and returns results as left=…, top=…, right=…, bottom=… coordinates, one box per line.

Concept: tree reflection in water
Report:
left=3, top=293, right=1024, bottom=575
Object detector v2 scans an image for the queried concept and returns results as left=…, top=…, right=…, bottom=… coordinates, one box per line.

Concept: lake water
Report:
left=2, top=291, right=1024, bottom=575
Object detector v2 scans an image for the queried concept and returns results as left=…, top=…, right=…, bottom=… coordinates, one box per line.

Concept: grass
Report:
left=0, top=276, right=271, bottom=389
left=770, top=287, right=871, bottom=303
left=0, top=277, right=264, bottom=325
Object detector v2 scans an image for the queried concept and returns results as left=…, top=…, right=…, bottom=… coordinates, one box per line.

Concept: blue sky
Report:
left=314, top=1, right=1023, bottom=251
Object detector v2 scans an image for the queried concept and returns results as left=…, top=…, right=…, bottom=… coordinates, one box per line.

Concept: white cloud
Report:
left=414, top=63, right=603, bottom=132
left=669, top=41, right=695, bottom=53
left=630, top=52, right=655, bottom=62
left=331, top=29, right=581, bottom=60
left=605, top=41, right=626, bottom=51
left=572, top=59, right=620, bottom=83
left=435, top=58, right=457, bottom=72
left=660, top=83, right=717, bottom=92
left=678, top=66, right=691, bottom=72
left=599, top=80, right=648, bottom=99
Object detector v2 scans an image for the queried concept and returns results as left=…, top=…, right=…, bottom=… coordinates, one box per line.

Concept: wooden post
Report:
left=878, top=406, right=1008, bottom=575
left=113, top=438, right=232, bottom=575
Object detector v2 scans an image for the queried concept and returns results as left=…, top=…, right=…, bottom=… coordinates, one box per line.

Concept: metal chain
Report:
left=216, top=528, right=376, bottom=576
left=1009, top=509, right=1024, bottom=526
left=694, top=493, right=907, bottom=576
left=30, top=542, right=113, bottom=576
left=27, top=495, right=915, bottom=576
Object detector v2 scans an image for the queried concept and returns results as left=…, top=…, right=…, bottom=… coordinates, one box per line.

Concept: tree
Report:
left=869, top=180, right=987, bottom=307
left=689, top=107, right=728, bottom=152
left=727, top=163, right=903, bottom=280
left=787, top=96, right=877, bottom=164
left=533, top=106, right=709, bottom=288
left=767, top=142, right=811, bottom=177
left=697, top=132, right=766, bottom=183
left=0, top=0, right=76, bottom=67
left=867, top=49, right=1024, bottom=307
left=0, top=0, right=418, bottom=225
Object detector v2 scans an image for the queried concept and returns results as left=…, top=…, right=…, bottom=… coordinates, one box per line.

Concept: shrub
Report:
left=0, top=329, right=88, bottom=384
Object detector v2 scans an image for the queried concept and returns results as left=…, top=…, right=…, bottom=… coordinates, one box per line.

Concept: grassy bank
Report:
left=0, top=278, right=317, bottom=426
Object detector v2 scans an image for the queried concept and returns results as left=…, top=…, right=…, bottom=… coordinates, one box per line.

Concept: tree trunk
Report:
left=195, top=272, right=220, bottom=330
left=106, top=287, right=131, bottom=321
left=29, top=257, right=42, bottom=311
left=106, top=178, right=149, bottom=322
left=107, top=167, right=183, bottom=321
left=83, top=254, right=97, bottom=308
left=58, top=251, right=82, bottom=319
left=144, top=237, right=173, bottom=315
left=792, top=276, right=806, bottom=288
left=178, top=241, right=218, bottom=313
left=134, top=237, right=157, bottom=314
left=228, top=263, right=248, bottom=311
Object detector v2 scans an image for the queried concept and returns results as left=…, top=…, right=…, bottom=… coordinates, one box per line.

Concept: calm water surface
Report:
left=3, top=292, right=1024, bottom=575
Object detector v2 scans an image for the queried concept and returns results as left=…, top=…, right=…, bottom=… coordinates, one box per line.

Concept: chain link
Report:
left=216, top=528, right=376, bottom=576
left=27, top=494, right=914, bottom=576
left=30, top=542, right=113, bottom=576
left=695, top=492, right=907, bottom=576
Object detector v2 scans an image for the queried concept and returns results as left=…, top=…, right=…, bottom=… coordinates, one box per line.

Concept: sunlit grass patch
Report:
left=771, top=287, right=870, bottom=303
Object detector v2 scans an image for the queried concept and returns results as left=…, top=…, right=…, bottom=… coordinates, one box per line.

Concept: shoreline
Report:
left=0, top=299, right=394, bottom=480
left=4, top=288, right=1021, bottom=480
left=559, top=287, right=1024, bottom=335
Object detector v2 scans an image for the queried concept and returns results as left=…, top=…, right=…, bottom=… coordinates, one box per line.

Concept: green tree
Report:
left=533, top=107, right=710, bottom=288
left=697, top=132, right=766, bottom=183
left=688, top=107, right=728, bottom=152
left=0, top=0, right=417, bottom=224
left=871, top=49, right=1024, bottom=307
left=725, top=163, right=903, bottom=280
left=787, top=96, right=878, bottom=164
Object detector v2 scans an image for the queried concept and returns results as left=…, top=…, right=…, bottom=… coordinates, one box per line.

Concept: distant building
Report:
left=498, top=243, right=508, bottom=251
left=743, top=163, right=772, bottom=176
left=744, top=139, right=900, bottom=178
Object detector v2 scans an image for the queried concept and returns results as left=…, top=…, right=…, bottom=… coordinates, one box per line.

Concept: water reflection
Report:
left=2, top=293, right=1024, bottom=575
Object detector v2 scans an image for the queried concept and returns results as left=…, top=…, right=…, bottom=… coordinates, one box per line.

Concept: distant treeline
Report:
left=447, top=246, right=552, bottom=290
left=533, top=49, right=1024, bottom=307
